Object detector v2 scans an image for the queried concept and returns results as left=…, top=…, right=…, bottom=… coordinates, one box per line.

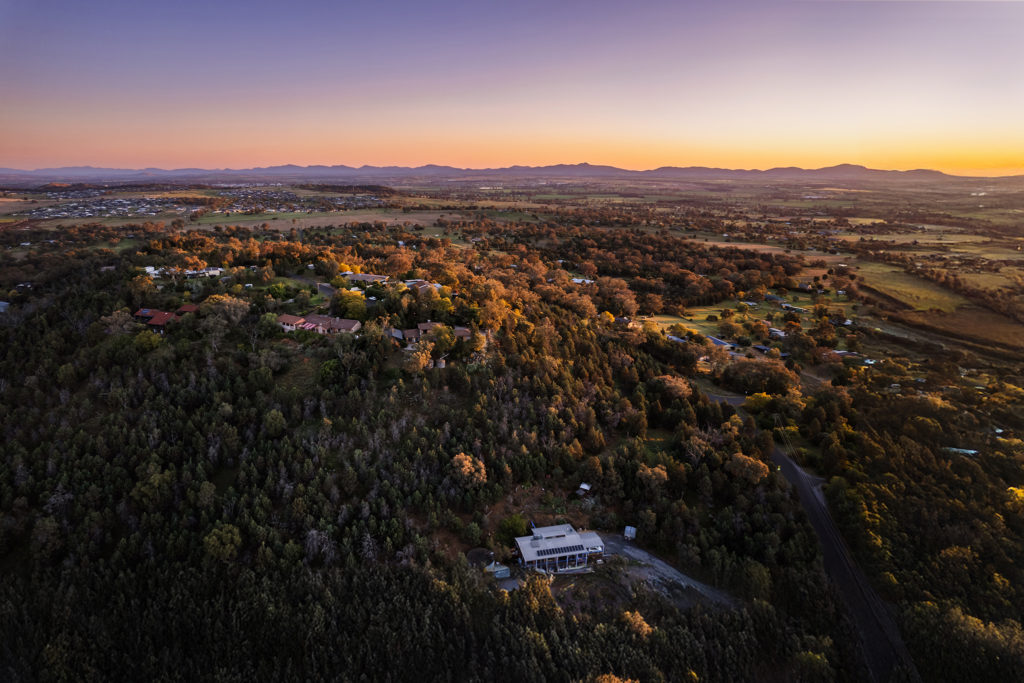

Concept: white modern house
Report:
left=515, top=524, right=604, bottom=573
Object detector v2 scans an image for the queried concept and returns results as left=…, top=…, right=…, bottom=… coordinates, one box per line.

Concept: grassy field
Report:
left=31, top=208, right=452, bottom=230
left=483, top=209, right=540, bottom=223
left=835, top=232, right=987, bottom=245
left=0, top=197, right=57, bottom=213
left=899, top=307, right=1024, bottom=352
left=959, top=271, right=1020, bottom=290
left=185, top=209, right=452, bottom=229
left=80, top=238, right=142, bottom=254
left=648, top=313, right=705, bottom=334
left=195, top=211, right=336, bottom=224
left=684, top=234, right=794, bottom=256
left=952, top=243, right=1024, bottom=261
left=854, top=261, right=968, bottom=312
left=649, top=307, right=755, bottom=338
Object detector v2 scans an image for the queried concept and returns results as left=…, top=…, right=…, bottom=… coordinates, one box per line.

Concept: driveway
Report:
left=603, top=535, right=736, bottom=609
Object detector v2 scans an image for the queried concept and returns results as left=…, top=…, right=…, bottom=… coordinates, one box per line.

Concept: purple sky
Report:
left=1, top=0, right=1022, bottom=173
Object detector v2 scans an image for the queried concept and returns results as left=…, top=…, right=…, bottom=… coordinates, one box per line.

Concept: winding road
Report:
left=705, top=389, right=917, bottom=681
left=771, top=447, right=917, bottom=682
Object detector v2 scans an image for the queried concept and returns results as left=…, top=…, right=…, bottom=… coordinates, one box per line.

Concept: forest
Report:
left=1, top=189, right=1022, bottom=682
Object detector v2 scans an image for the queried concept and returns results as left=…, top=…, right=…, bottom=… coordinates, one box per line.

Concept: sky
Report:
left=1, top=0, right=1022, bottom=175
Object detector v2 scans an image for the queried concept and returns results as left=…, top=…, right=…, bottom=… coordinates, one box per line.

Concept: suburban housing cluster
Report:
left=144, top=265, right=225, bottom=279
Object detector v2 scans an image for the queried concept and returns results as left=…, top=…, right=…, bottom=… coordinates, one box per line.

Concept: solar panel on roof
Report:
left=536, top=544, right=584, bottom=557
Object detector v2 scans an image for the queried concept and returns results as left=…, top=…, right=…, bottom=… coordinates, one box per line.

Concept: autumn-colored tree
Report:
left=201, top=294, right=250, bottom=325
left=451, top=452, right=486, bottom=487
left=725, top=452, right=769, bottom=484
left=128, top=274, right=155, bottom=307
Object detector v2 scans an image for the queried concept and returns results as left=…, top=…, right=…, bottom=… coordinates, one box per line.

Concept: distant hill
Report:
left=0, top=162, right=1016, bottom=186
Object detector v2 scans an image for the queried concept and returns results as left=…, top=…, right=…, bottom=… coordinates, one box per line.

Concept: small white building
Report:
left=484, top=560, right=511, bottom=579
left=515, top=524, right=603, bottom=573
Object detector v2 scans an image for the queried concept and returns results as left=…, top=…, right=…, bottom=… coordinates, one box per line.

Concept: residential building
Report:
left=134, top=308, right=176, bottom=333
left=301, top=314, right=361, bottom=335
left=515, top=524, right=604, bottom=573
left=342, top=271, right=388, bottom=284
left=277, top=314, right=306, bottom=332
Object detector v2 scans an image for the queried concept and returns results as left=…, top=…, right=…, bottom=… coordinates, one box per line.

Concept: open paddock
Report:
left=836, top=232, right=987, bottom=245
left=684, top=235, right=794, bottom=256
left=950, top=242, right=1024, bottom=261
left=958, top=270, right=1022, bottom=290
left=898, top=307, right=1024, bottom=353
left=854, top=261, right=968, bottom=312
left=185, top=209, right=454, bottom=230
left=647, top=311, right=724, bottom=338
left=0, top=198, right=58, bottom=214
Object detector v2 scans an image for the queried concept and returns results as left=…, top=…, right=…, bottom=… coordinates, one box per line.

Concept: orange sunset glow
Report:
left=2, top=0, right=1023, bottom=175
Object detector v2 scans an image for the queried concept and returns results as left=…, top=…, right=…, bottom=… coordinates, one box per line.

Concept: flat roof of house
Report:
left=515, top=524, right=604, bottom=563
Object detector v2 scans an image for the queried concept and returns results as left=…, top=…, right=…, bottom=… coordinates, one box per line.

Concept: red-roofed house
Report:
left=277, top=314, right=306, bottom=332
left=134, top=307, right=179, bottom=333
left=303, top=314, right=362, bottom=335
left=146, top=311, right=175, bottom=330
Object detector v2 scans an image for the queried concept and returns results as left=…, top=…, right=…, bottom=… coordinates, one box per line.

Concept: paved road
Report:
left=703, top=391, right=746, bottom=408
left=702, top=389, right=918, bottom=680
left=603, top=535, right=737, bottom=608
left=771, top=447, right=918, bottom=683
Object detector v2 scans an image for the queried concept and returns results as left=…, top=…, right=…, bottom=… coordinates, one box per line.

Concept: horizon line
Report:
left=1, top=161, right=1021, bottom=179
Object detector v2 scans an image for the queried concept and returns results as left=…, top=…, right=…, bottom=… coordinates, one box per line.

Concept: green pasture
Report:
left=854, top=261, right=968, bottom=312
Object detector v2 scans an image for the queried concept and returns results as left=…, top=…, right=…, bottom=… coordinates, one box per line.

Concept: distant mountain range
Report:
left=0, top=162, right=1014, bottom=185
